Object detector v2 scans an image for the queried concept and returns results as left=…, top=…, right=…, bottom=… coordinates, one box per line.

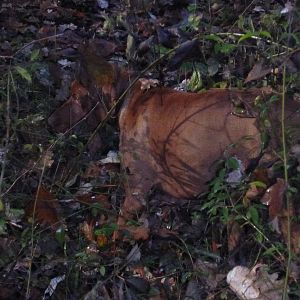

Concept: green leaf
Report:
left=99, top=265, right=106, bottom=276
left=204, top=34, right=224, bottom=43
left=226, top=157, right=239, bottom=170
left=258, top=31, right=272, bottom=39
left=214, top=43, right=236, bottom=54
left=30, top=49, right=40, bottom=61
left=247, top=206, right=259, bottom=225
left=95, top=223, right=118, bottom=237
left=250, top=181, right=267, bottom=188
left=207, top=58, right=219, bottom=76
left=221, top=206, right=229, bottom=223
left=55, top=226, right=66, bottom=246
left=238, top=31, right=272, bottom=43
left=15, top=66, right=32, bottom=83
left=187, top=69, right=202, bottom=91
left=238, top=32, right=256, bottom=43
left=0, top=218, right=7, bottom=235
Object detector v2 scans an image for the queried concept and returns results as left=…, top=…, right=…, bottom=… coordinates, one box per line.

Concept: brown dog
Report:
left=49, top=73, right=300, bottom=239
left=118, top=82, right=265, bottom=222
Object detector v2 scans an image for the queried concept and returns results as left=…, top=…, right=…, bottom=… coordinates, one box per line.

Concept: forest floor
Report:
left=0, top=0, right=300, bottom=299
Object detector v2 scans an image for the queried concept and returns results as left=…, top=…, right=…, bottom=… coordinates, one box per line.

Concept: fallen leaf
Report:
left=43, top=275, right=65, bottom=299
left=227, top=221, right=242, bottom=252
left=96, top=234, right=108, bottom=247
left=76, top=194, right=110, bottom=208
left=227, top=264, right=284, bottom=300
left=280, top=219, right=300, bottom=255
left=48, top=80, right=90, bottom=133
left=25, top=186, right=61, bottom=229
left=261, top=178, right=286, bottom=220
left=195, top=259, right=225, bottom=289
left=81, top=221, right=95, bottom=242
left=245, top=59, right=272, bottom=83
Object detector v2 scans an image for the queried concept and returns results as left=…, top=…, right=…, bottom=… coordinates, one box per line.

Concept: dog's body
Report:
left=49, top=69, right=300, bottom=238
left=119, top=82, right=267, bottom=219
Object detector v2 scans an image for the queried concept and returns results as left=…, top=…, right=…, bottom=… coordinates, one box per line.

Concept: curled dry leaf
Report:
left=246, top=168, right=269, bottom=200
left=227, top=264, right=284, bottom=300
left=139, top=78, right=160, bottom=91
left=81, top=221, right=95, bottom=242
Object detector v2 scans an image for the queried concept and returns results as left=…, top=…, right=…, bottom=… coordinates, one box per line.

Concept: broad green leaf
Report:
left=15, top=66, right=32, bottom=83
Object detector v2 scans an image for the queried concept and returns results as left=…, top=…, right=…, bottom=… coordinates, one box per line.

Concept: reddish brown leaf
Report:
left=26, top=186, right=61, bottom=229
left=48, top=80, right=90, bottom=133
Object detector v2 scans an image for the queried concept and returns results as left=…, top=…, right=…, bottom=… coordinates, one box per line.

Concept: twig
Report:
left=282, top=63, right=291, bottom=300
left=0, top=67, right=11, bottom=196
left=0, top=34, right=64, bottom=60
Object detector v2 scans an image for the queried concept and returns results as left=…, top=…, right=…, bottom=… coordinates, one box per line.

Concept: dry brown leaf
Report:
left=26, top=186, right=61, bottom=229
left=81, top=221, right=95, bottom=242
left=227, top=221, right=242, bottom=251
left=195, top=259, right=226, bottom=289
left=124, top=226, right=150, bottom=241
left=227, top=264, right=284, bottom=300
left=246, top=184, right=260, bottom=200
left=156, top=228, right=178, bottom=238
left=280, top=219, right=300, bottom=255
left=82, top=161, right=102, bottom=178
left=48, top=80, right=90, bottom=133
left=261, top=178, right=286, bottom=220
left=76, top=193, right=110, bottom=208
left=245, top=59, right=272, bottom=83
